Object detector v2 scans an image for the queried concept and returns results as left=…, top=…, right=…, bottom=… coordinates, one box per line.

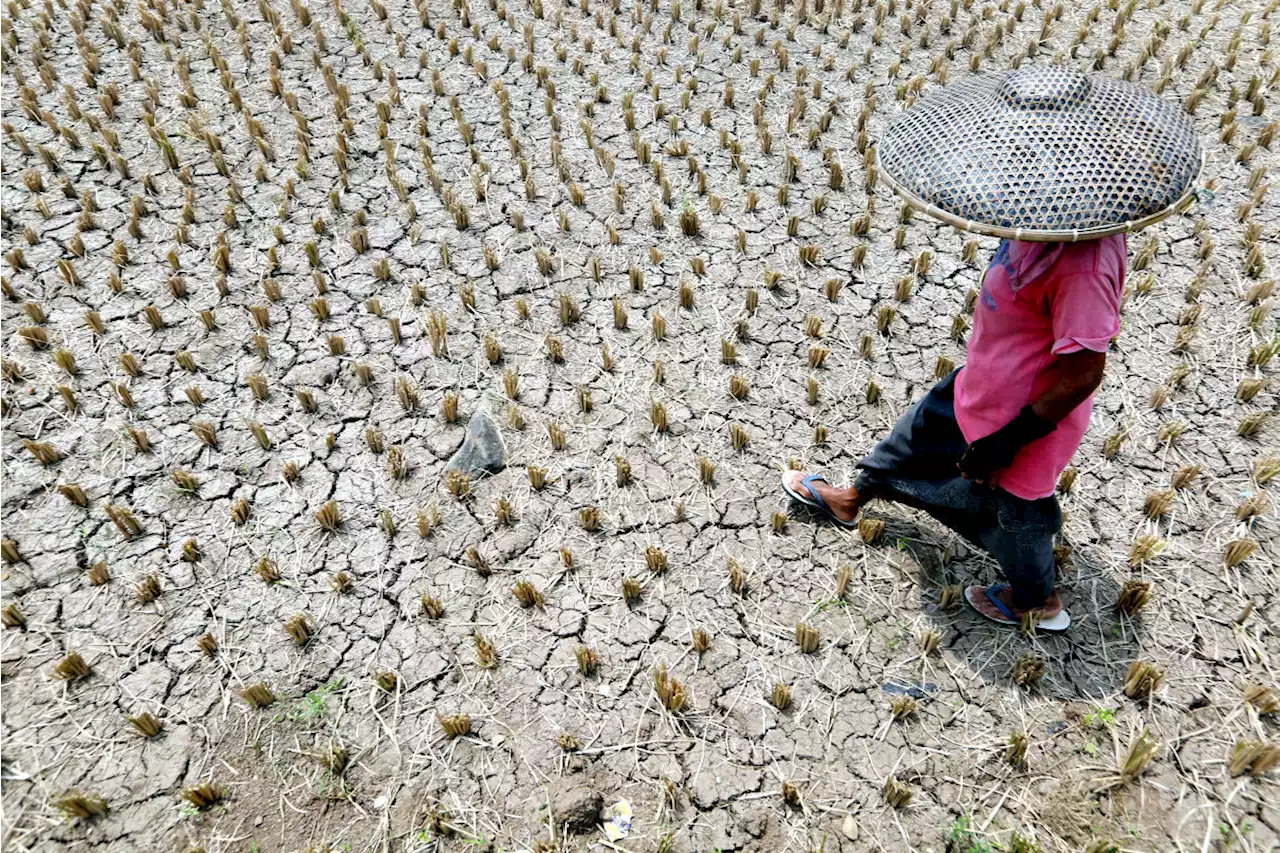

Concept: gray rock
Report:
left=444, top=410, right=505, bottom=476
left=550, top=780, right=602, bottom=833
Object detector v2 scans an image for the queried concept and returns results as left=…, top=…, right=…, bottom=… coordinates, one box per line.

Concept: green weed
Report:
left=1009, top=830, right=1041, bottom=853
left=945, top=815, right=993, bottom=853
left=272, top=678, right=345, bottom=723
left=1083, top=707, right=1116, bottom=729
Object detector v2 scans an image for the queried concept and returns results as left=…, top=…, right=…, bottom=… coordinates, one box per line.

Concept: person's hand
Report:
left=957, top=436, right=1020, bottom=484
left=957, top=406, right=1057, bottom=484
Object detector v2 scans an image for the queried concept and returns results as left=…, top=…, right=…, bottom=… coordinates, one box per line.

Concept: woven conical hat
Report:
left=876, top=66, right=1204, bottom=242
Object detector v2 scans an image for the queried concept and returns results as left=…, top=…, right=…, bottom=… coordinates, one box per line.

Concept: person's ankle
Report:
left=851, top=481, right=880, bottom=504
left=830, top=488, right=860, bottom=512
left=1015, top=591, right=1060, bottom=614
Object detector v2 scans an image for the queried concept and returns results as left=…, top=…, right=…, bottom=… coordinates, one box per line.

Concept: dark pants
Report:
left=854, top=370, right=1060, bottom=610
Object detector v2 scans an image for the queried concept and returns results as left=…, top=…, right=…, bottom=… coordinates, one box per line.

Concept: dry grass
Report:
left=182, top=782, right=225, bottom=811
left=653, top=663, right=688, bottom=713
left=1, top=0, right=1275, bottom=849
left=1123, top=661, right=1165, bottom=701
left=54, top=791, right=109, bottom=821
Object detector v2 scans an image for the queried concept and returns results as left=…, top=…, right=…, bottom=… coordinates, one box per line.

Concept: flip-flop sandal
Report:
left=780, top=472, right=861, bottom=529
left=964, top=584, right=1071, bottom=633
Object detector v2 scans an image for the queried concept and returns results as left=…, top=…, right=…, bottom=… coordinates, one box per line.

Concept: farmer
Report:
left=782, top=67, right=1203, bottom=632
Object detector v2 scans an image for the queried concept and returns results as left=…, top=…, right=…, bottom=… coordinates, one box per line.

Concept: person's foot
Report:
left=781, top=470, right=866, bottom=524
left=968, top=585, right=1064, bottom=622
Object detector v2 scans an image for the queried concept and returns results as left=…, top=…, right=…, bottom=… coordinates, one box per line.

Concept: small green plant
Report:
left=1084, top=707, right=1116, bottom=729
left=1009, top=830, right=1042, bottom=853
left=1008, top=829, right=1039, bottom=850
left=945, top=815, right=993, bottom=853
left=813, top=598, right=849, bottom=612
left=274, top=678, right=344, bottom=723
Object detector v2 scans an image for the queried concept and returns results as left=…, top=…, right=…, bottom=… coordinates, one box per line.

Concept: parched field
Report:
left=1, top=0, right=1277, bottom=848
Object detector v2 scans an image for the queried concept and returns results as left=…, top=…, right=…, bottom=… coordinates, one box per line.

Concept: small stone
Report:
left=841, top=813, right=860, bottom=840
left=551, top=780, right=603, bottom=834
left=445, top=410, right=506, bottom=476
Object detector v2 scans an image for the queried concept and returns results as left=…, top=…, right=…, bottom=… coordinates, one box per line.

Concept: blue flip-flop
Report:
left=964, top=584, right=1071, bottom=632
left=780, top=472, right=861, bottom=529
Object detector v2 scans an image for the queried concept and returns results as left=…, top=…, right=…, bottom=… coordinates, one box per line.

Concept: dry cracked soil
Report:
left=0, top=0, right=1277, bottom=849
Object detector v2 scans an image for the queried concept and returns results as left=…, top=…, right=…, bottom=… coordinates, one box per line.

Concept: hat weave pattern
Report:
left=877, top=67, right=1203, bottom=240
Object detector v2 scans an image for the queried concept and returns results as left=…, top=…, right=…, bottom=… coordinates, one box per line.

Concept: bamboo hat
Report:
left=876, top=66, right=1204, bottom=242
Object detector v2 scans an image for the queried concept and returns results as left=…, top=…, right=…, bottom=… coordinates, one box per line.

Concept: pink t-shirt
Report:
left=954, top=236, right=1127, bottom=500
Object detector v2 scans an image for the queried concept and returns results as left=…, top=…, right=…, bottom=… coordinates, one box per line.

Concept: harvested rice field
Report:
left=0, top=0, right=1277, bottom=849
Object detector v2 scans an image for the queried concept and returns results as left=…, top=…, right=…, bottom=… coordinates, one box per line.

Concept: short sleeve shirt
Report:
left=954, top=235, right=1127, bottom=499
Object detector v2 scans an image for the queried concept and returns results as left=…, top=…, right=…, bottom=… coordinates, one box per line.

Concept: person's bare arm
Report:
left=959, top=349, right=1108, bottom=483
left=1029, top=349, right=1108, bottom=424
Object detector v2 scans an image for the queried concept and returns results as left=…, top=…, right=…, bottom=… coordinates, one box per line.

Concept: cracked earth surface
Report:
left=1, top=0, right=1277, bottom=849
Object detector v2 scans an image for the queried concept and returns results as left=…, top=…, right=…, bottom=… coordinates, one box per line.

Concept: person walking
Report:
left=782, top=66, right=1203, bottom=632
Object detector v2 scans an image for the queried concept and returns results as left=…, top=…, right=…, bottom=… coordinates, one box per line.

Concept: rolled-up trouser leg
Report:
left=980, top=493, right=1062, bottom=610
left=855, top=472, right=990, bottom=549
left=854, top=369, right=990, bottom=546
left=856, top=370, right=966, bottom=486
